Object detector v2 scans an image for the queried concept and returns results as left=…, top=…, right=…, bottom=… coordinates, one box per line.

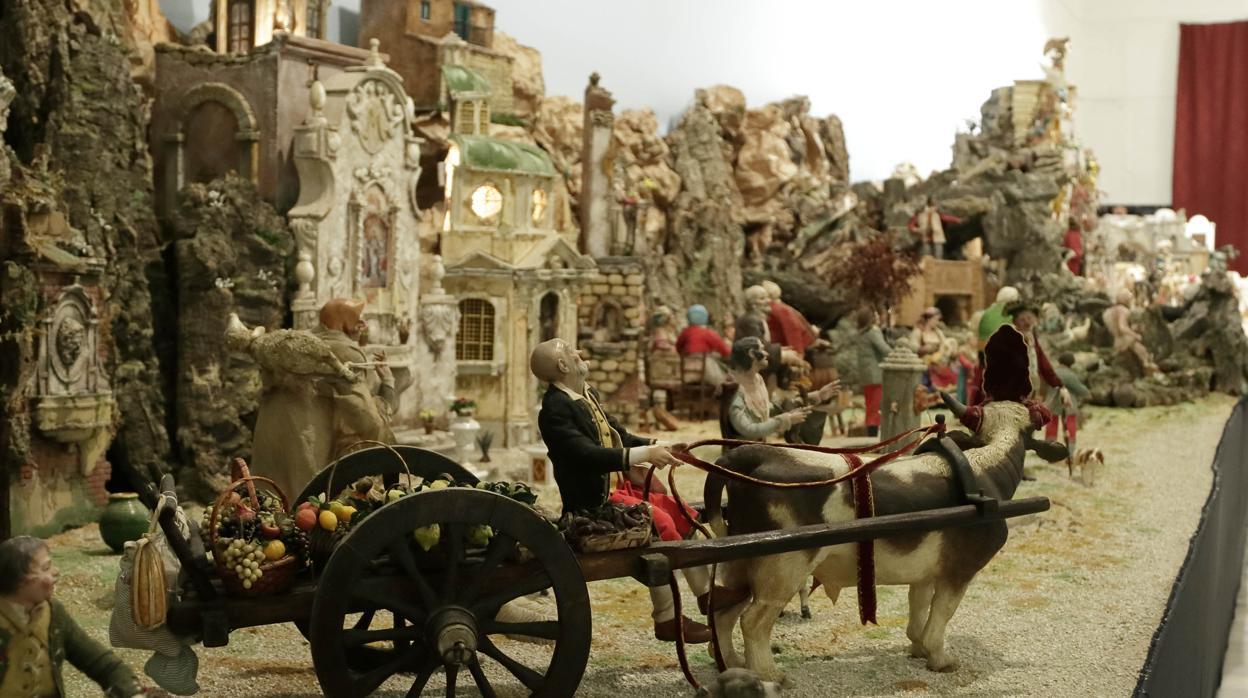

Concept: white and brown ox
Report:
left=703, top=399, right=1057, bottom=683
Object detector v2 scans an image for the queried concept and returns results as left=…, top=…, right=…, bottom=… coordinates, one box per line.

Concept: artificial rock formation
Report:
left=167, top=177, right=293, bottom=498
left=1, top=0, right=172, bottom=533
left=651, top=92, right=746, bottom=324
left=493, top=31, right=544, bottom=121
left=119, top=0, right=179, bottom=91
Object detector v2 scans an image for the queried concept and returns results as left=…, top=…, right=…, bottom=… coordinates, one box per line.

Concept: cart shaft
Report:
left=577, top=496, right=1050, bottom=586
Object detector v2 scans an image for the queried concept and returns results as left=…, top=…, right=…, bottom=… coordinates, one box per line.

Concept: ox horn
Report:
left=938, top=391, right=967, bottom=419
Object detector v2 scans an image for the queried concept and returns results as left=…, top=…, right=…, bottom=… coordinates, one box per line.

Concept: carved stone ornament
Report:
left=35, top=281, right=114, bottom=473
left=55, top=316, right=85, bottom=375
left=419, top=299, right=458, bottom=354
left=346, top=78, right=406, bottom=155
left=43, top=286, right=99, bottom=392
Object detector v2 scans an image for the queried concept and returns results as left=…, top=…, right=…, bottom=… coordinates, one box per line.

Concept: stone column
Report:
left=580, top=72, right=615, bottom=258
left=879, top=344, right=927, bottom=452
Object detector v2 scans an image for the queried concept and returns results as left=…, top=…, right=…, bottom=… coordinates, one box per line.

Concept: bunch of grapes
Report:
left=220, top=539, right=267, bottom=589
left=286, top=528, right=310, bottom=562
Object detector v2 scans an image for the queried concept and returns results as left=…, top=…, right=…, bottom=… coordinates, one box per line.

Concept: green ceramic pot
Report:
left=99, top=492, right=150, bottom=553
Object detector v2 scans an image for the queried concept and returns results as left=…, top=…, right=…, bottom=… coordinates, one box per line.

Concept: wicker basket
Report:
left=564, top=503, right=654, bottom=553
left=306, top=440, right=412, bottom=573
left=208, top=464, right=300, bottom=598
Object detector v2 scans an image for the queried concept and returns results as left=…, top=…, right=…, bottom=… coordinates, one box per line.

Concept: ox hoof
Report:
left=925, top=654, right=959, bottom=672
left=800, top=607, right=812, bottom=620
left=909, top=642, right=928, bottom=659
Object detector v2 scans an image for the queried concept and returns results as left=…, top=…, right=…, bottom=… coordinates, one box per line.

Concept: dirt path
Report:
left=56, top=396, right=1234, bottom=696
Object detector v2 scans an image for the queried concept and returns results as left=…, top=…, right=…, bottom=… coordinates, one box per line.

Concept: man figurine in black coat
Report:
left=532, top=338, right=749, bottom=643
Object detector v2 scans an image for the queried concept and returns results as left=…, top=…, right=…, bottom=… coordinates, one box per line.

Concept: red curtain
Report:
left=1173, top=20, right=1248, bottom=274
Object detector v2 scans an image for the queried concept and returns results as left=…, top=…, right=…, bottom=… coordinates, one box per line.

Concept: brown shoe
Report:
left=697, top=586, right=751, bottom=615
left=654, top=615, right=712, bottom=643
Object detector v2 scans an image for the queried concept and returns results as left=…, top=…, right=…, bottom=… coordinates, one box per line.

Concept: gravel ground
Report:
left=55, top=395, right=1235, bottom=697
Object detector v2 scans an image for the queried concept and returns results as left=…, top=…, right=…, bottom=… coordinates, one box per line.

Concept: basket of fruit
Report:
left=297, top=440, right=413, bottom=573
left=205, top=458, right=302, bottom=597
left=559, top=502, right=653, bottom=554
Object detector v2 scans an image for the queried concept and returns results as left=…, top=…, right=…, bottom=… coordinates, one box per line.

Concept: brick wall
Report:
left=578, top=258, right=646, bottom=427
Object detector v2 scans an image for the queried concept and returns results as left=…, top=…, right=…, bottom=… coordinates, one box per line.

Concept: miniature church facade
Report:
left=438, top=65, right=593, bottom=446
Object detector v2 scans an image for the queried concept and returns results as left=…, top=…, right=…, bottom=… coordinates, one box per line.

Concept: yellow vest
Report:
left=0, top=600, right=58, bottom=698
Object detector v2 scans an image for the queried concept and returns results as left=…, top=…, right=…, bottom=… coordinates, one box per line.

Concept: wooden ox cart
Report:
left=137, top=431, right=1048, bottom=697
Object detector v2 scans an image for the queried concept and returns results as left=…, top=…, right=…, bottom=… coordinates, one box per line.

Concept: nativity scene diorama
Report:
left=0, top=1, right=1246, bottom=697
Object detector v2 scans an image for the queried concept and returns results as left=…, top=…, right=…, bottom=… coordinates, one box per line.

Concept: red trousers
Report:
left=1045, top=414, right=1078, bottom=442
left=609, top=480, right=697, bottom=542
left=864, top=384, right=883, bottom=427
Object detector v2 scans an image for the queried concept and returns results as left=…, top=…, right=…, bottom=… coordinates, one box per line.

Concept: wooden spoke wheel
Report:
left=296, top=446, right=478, bottom=507
left=310, top=488, right=591, bottom=697
left=294, top=446, right=480, bottom=653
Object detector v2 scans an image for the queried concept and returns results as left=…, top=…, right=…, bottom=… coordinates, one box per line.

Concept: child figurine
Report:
left=0, top=536, right=165, bottom=698
left=1046, top=353, right=1092, bottom=474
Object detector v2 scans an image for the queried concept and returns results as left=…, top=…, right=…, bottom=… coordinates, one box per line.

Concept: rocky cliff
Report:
left=167, top=178, right=293, bottom=499
left=1, top=0, right=172, bottom=494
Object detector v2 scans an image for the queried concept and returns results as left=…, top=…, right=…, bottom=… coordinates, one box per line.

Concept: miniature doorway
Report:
left=590, top=300, right=624, bottom=342
left=935, top=295, right=971, bottom=327
left=183, top=101, right=240, bottom=185
left=539, top=292, right=560, bottom=343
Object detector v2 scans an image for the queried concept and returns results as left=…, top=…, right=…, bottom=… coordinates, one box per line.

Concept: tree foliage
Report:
left=826, top=232, right=923, bottom=313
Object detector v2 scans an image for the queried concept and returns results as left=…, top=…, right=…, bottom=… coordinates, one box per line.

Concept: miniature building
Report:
left=896, top=258, right=996, bottom=327
left=287, top=41, right=454, bottom=423
left=358, top=0, right=514, bottom=113
left=150, top=34, right=375, bottom=218
left=212, top=0, right=332, bottom=54
left=439, top=67, right=591, bottom=446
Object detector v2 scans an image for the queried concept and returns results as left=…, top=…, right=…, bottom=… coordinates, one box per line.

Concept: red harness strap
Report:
left=843, top=453, right=877, bottom=625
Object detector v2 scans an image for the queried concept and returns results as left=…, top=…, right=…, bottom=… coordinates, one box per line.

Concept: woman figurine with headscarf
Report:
left=721, top=337, right=838, bottom=445
left=676, top=304, right=731, bottom=387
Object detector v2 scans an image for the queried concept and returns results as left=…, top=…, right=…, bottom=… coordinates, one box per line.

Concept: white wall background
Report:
left=159, top=0, right=1248, bottom=204
left=1064, top=0, right=1247, bottom=206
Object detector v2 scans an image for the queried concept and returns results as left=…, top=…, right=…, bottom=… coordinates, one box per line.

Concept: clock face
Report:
left=471, top=184, right=503, bottom=221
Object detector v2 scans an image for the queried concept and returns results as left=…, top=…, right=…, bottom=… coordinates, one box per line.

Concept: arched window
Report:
left=539, top=292, right=559, bottom=342
left=227, top=0, right=255, bottom=53
left=456, top=299, right=495, bottom=361
left=531, top=188, right=548, bottom=226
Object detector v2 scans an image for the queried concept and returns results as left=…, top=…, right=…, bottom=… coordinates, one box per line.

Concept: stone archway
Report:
left=168, top=82, right=260, bottom=192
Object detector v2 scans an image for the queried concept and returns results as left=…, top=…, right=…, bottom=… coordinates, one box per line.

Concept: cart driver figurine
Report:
left=532, top=338, right=750, bottom=643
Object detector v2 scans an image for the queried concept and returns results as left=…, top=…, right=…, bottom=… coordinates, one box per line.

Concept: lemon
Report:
left=263, top=540, right=286, bottom=561
left=319, top=510, right=339, bottom=531
left=339, top=506, right=357, bottom=524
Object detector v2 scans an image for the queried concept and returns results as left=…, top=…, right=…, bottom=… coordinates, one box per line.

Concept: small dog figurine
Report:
left=1073, top=448, right=1104, bottom=486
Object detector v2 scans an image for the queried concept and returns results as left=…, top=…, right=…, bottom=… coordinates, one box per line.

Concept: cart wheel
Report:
left=293, top=447, right=481, bottom=657
left=310, top=488, right=591, bottom=697
left=296, top=445, right=478, bottom=506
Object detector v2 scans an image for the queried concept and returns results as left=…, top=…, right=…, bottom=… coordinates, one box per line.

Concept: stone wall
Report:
left=578, top=258, right=646, bottom=427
